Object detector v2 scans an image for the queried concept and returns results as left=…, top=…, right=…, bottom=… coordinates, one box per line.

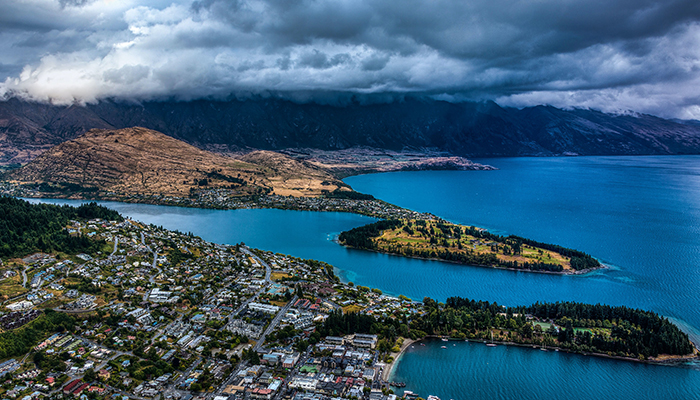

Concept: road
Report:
left=21, top=266, right=29, bottom=288
left=170, top=356, right=202, bottom=393
left=235, top=247, right=299, bottom=352
left=148, top=250, right=160, bottom=284
left=47, top=334, right=136, bottom=397
left=211, top=248, right=296, bottom=397
left=254, top=295, right=297, bottom=352
left=224, top=247, right=273, bottom=329
left=110, top=237, right=118, bottom=256
left=139, top=232, right=161, bottom=299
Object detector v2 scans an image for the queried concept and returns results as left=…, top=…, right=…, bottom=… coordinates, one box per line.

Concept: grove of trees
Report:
left=0, top=197, right=123, bottom=259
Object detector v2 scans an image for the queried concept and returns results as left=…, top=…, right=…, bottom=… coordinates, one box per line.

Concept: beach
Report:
left=382, top=337, right=417, bottom=382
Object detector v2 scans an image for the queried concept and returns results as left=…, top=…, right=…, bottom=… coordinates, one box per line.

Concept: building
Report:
left=248, top=302, right=280, bottom=314
left=149, top=288, right=172, bottom=302
left=352, top=334, right=378, bottom=349
left=288, top=378, right=318, bottom=391
left=228, top=319, right=263, bottom=339
left=325, top=336, right=345, bottom=345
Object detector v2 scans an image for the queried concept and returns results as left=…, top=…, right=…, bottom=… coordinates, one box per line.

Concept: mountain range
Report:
left=2, top=97, right=700, bottom=165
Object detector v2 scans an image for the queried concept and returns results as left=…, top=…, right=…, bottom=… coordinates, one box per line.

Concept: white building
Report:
left=248, top=302, right=280, bottom=314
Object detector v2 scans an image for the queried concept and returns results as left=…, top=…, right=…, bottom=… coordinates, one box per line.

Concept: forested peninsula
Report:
left=338, top=219, right=602, bottom=273
left=319, top=296, right=696, bottom=362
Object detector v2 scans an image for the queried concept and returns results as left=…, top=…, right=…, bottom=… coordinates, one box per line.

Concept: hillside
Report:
left=4, top=127, right=347, bottom=198
left=3, top=98, right=700, bottom=165
left=0, top=197, right=121, bottom=260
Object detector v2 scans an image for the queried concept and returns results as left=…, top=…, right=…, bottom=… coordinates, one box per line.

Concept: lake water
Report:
left=390, top=339, right=700, bottom=400
left=28, top=155, right=700, bottom=399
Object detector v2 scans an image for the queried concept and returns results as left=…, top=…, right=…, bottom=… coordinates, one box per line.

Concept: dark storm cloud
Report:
left=2, top=0, right=700, bottom=118
left=58, top=0, right=94, bottom=8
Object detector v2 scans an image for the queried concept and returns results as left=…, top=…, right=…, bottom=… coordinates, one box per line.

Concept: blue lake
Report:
left=390, top=339, right=700, bottom=400
left=28, top=155, right=700, bottom=399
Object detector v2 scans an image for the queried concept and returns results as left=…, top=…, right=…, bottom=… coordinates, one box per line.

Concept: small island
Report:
left=339, top=219, right=602, bottom=274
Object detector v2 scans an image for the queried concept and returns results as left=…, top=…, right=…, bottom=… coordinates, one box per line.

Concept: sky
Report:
left=1, top=0, right=700, bottom=119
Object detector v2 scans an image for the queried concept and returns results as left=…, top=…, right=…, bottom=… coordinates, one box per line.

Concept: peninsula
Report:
left=338, top=219, right=602, bottom=274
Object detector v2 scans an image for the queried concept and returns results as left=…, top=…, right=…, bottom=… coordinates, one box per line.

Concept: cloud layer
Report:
left=2, top=0, right=700, bottom=118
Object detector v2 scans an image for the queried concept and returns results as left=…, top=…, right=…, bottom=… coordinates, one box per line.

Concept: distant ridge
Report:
left=5, top=127, right=346, bottom=198
left=3, top=97, right=700, bottom=164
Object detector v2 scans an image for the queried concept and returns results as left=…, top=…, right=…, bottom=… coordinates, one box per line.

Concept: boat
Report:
left=427, top=396, right=441, bottom=400
left=441, top=338, right=448, bottom=342
left=420, top=343, right=425, bottom=346
left=390, top=381, right=407, bottom=388
left=441, top=345, right=447, bottom=349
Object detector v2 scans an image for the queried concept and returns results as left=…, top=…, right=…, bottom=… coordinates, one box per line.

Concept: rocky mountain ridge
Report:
left=2, top=97, right=700, bottom=165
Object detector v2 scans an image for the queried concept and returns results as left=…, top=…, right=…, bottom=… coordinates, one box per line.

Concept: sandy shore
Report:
left=381, top=337, right=417, bottom=382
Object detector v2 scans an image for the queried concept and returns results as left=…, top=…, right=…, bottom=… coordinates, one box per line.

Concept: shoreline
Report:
left=3, top=190, right=433, bottom=220
left=338, top=242, right=606, bottom=276
left=383, top=335, right=699, bottom=398
left=381, top=338, right=417, bottom=382
left=389, top=336, right=699, bottom=379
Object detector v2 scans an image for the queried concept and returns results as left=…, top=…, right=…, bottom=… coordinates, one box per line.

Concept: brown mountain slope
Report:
left=238, top=150, right=348, bottom=196
left=6, top=127, right=345, bottom=197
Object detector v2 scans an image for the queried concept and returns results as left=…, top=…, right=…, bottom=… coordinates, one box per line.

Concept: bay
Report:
left=27, top=155, right=700, bottom=399
left=389, top=339, right=700, bottom=400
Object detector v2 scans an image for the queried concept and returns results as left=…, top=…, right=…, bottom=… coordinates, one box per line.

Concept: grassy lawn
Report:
left=533, top=321, right=554, bottom=331
left=0, top=275, right=29, bottom=300
left=101, top=242, right=115, bottom=254
left=270, top=272, right=291, bottom=281
left=342, top=304, right=364, bottom=313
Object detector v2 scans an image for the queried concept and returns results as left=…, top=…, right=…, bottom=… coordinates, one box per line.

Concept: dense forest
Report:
left=412, top=297, right=694, bottom=359
left=0, top=197, right=123, bottom=259
left=338, top=219, right=403, bottom=249
left=338, top=219, right=601, bottom=272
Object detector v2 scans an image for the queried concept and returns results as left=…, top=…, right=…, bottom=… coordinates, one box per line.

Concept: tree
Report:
left=295, top=340, right=309, bottom=353
left=83, top=368, right=97, bottom=383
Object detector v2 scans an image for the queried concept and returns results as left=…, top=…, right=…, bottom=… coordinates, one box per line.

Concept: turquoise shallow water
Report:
left=28, top=155, right=700, bottom=399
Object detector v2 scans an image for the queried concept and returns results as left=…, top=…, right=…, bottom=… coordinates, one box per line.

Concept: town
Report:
left=0, top=182, right=433, bottom=221
left=0, top=215, right=427, bottom=400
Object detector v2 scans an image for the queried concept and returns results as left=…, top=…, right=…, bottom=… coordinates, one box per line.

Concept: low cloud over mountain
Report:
left=1, top=0, right=700, bottom=118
